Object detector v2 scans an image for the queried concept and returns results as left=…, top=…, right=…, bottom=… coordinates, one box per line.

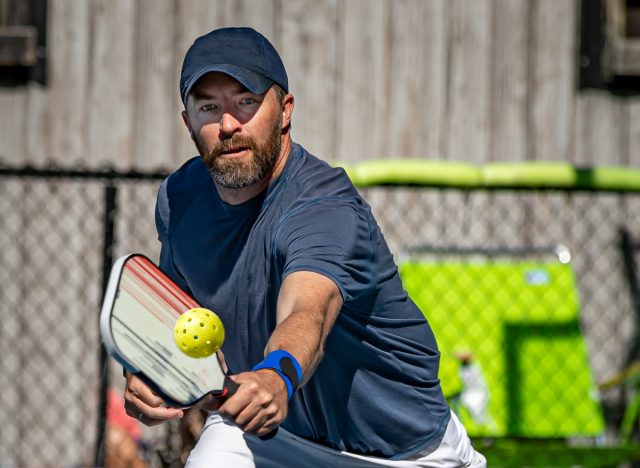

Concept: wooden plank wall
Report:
left=0, top=0, right=638, bottom=169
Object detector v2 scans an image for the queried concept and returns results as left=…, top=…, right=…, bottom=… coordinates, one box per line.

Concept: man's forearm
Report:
left=265, top=270, right=343, bottom=386
left=265, top=308, right=330, bottom=385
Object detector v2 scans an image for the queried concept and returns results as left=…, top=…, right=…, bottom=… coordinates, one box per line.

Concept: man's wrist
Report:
left=252, top=350, right=303, bottom=401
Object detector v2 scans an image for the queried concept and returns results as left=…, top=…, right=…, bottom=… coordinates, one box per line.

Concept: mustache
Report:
left=212, top=135, right=257, bottom=155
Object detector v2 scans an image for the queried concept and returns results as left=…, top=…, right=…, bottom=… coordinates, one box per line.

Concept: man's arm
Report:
left=218, top=270, right=343, bottom=436
left=269, top=270, right=343, bottom=382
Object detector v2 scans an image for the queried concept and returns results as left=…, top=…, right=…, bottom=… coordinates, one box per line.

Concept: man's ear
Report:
left=181, top=110, right=191, bottom=131
left=281, top=94, right=294, bottom=131
left=181, top=110, right=192, bottom=132
left=181, top=110, right=196, bottom=141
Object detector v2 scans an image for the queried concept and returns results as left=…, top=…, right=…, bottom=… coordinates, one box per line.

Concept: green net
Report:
left=400, top=252, right=605, bottom=438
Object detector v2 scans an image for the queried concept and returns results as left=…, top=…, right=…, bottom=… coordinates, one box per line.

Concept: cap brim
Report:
left=181, top=64, right=273, bottom=104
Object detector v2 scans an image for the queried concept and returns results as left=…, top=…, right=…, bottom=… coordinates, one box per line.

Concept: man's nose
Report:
left=219, top=112, right=242, bottom=138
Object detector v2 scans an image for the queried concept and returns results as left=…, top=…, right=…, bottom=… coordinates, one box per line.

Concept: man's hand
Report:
left=123, top=372, right=184, bottom=426
left=217, top=370, right=288, bottom=436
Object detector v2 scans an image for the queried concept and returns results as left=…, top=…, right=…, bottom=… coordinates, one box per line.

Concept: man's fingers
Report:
left=218, top=376, right=256, bottom=418
left=125, top=398, right=183, bottom=421
left=126, top=375, right=165, bottom=407
left=231, top=392, right=278, bottom=430
left=123, top=374, right=183, bottom=425
left=239, top=407, right=281, bottom=435
left=218, top=371, right=287, bottom=434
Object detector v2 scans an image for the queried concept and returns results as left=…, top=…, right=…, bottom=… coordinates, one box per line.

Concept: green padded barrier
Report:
left=399, top=258, right=605, bottom=438
left=345, top=160, right=481, bottom=188
left=332, top=160, right=640, bottom=192
left=578, top=166, right=640, bottom=192
left=481, top=162, right=580, bottom=189
left=481, top=163, right=640, bottom=192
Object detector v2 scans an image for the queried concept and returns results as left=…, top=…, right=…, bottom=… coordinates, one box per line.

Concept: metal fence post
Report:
left=95, top=184, right=118, bottom=467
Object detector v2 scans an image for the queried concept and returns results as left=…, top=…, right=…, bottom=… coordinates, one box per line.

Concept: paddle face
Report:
left=100, top=254, right=228, bottom=407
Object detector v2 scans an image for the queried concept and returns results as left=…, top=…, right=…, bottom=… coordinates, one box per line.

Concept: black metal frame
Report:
left=621, top=227, right=640, bottom=367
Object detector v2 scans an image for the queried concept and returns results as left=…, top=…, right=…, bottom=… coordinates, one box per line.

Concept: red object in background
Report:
left=106, top=387, right=142, bottom=441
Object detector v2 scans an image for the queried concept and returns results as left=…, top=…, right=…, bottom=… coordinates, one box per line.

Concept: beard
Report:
left=195, top=116, right=282, bottom=189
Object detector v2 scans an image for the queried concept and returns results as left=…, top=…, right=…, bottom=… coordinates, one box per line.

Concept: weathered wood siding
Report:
left=0, top=0, right=638, bottom=168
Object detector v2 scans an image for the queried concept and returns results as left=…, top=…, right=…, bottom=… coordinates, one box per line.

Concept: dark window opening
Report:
left=580, top=0, right=640, bottom=94
left=0, top=0, right=47, bottom=86
left=628, top=0, right=640, bottom=37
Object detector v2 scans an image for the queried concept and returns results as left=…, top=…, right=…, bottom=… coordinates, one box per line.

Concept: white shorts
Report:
left=185, top=411, right=486, bottom=468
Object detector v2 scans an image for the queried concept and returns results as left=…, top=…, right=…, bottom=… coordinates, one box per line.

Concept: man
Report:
left=123, top=27, right=486, bottom=467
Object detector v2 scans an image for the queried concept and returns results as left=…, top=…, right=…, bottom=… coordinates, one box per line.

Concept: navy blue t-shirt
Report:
left=155, top=143, right=450, bottom=459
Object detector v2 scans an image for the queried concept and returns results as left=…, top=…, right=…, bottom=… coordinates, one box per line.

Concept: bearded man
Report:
left=123, top=26, right=485, bottom=468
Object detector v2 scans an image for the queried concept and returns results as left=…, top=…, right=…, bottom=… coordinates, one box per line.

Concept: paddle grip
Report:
left=218, top=376, right=239, bottom=401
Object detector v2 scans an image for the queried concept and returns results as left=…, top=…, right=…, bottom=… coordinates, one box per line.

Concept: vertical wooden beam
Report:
left=47, top=0, right=90, bottom=163
left=386, top=0, right=447, bottom=160
left=625, top=98, right=640, bottom=166
left=0, top=90, right=27, bottom=164
left=86, top=0, right=136, bottom=169
left=526, top=0, right=577, bottom=161
left=444, top=0, right=492, bottom=163
left=132, top=0, right=176, bottom=170
left=280, top=0, right=340, bottom=160
left=336, top=0, right=388, bottom=162
left=490, top=0, right=529, bottom=162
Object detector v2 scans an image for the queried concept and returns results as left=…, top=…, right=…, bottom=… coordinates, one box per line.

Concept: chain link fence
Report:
left=1, top=166, right=640, bottom=466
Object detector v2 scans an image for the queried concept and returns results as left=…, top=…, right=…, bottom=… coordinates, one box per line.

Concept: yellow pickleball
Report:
left=173, top=308, right=225, bottom=358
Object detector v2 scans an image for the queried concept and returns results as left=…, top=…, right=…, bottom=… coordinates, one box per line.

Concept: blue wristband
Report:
left=252, top=350, right=303, bottom=401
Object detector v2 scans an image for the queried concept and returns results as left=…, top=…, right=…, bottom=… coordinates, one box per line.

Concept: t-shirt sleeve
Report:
left=275, top=197, right=374, bottom=302
left=155, top=179, right=192, bottom=294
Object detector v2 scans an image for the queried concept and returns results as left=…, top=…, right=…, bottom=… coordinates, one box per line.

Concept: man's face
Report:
left=183, top=73, right=283, bottom=189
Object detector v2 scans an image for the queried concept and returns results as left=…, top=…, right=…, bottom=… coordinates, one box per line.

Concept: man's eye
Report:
left=240, top=97, right=257, bottom=105
left=201, top=104, right=216, bottom=112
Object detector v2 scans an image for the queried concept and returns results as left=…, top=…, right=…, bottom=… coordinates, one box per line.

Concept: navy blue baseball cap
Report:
left=180, top=27, right=288, bottom=105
